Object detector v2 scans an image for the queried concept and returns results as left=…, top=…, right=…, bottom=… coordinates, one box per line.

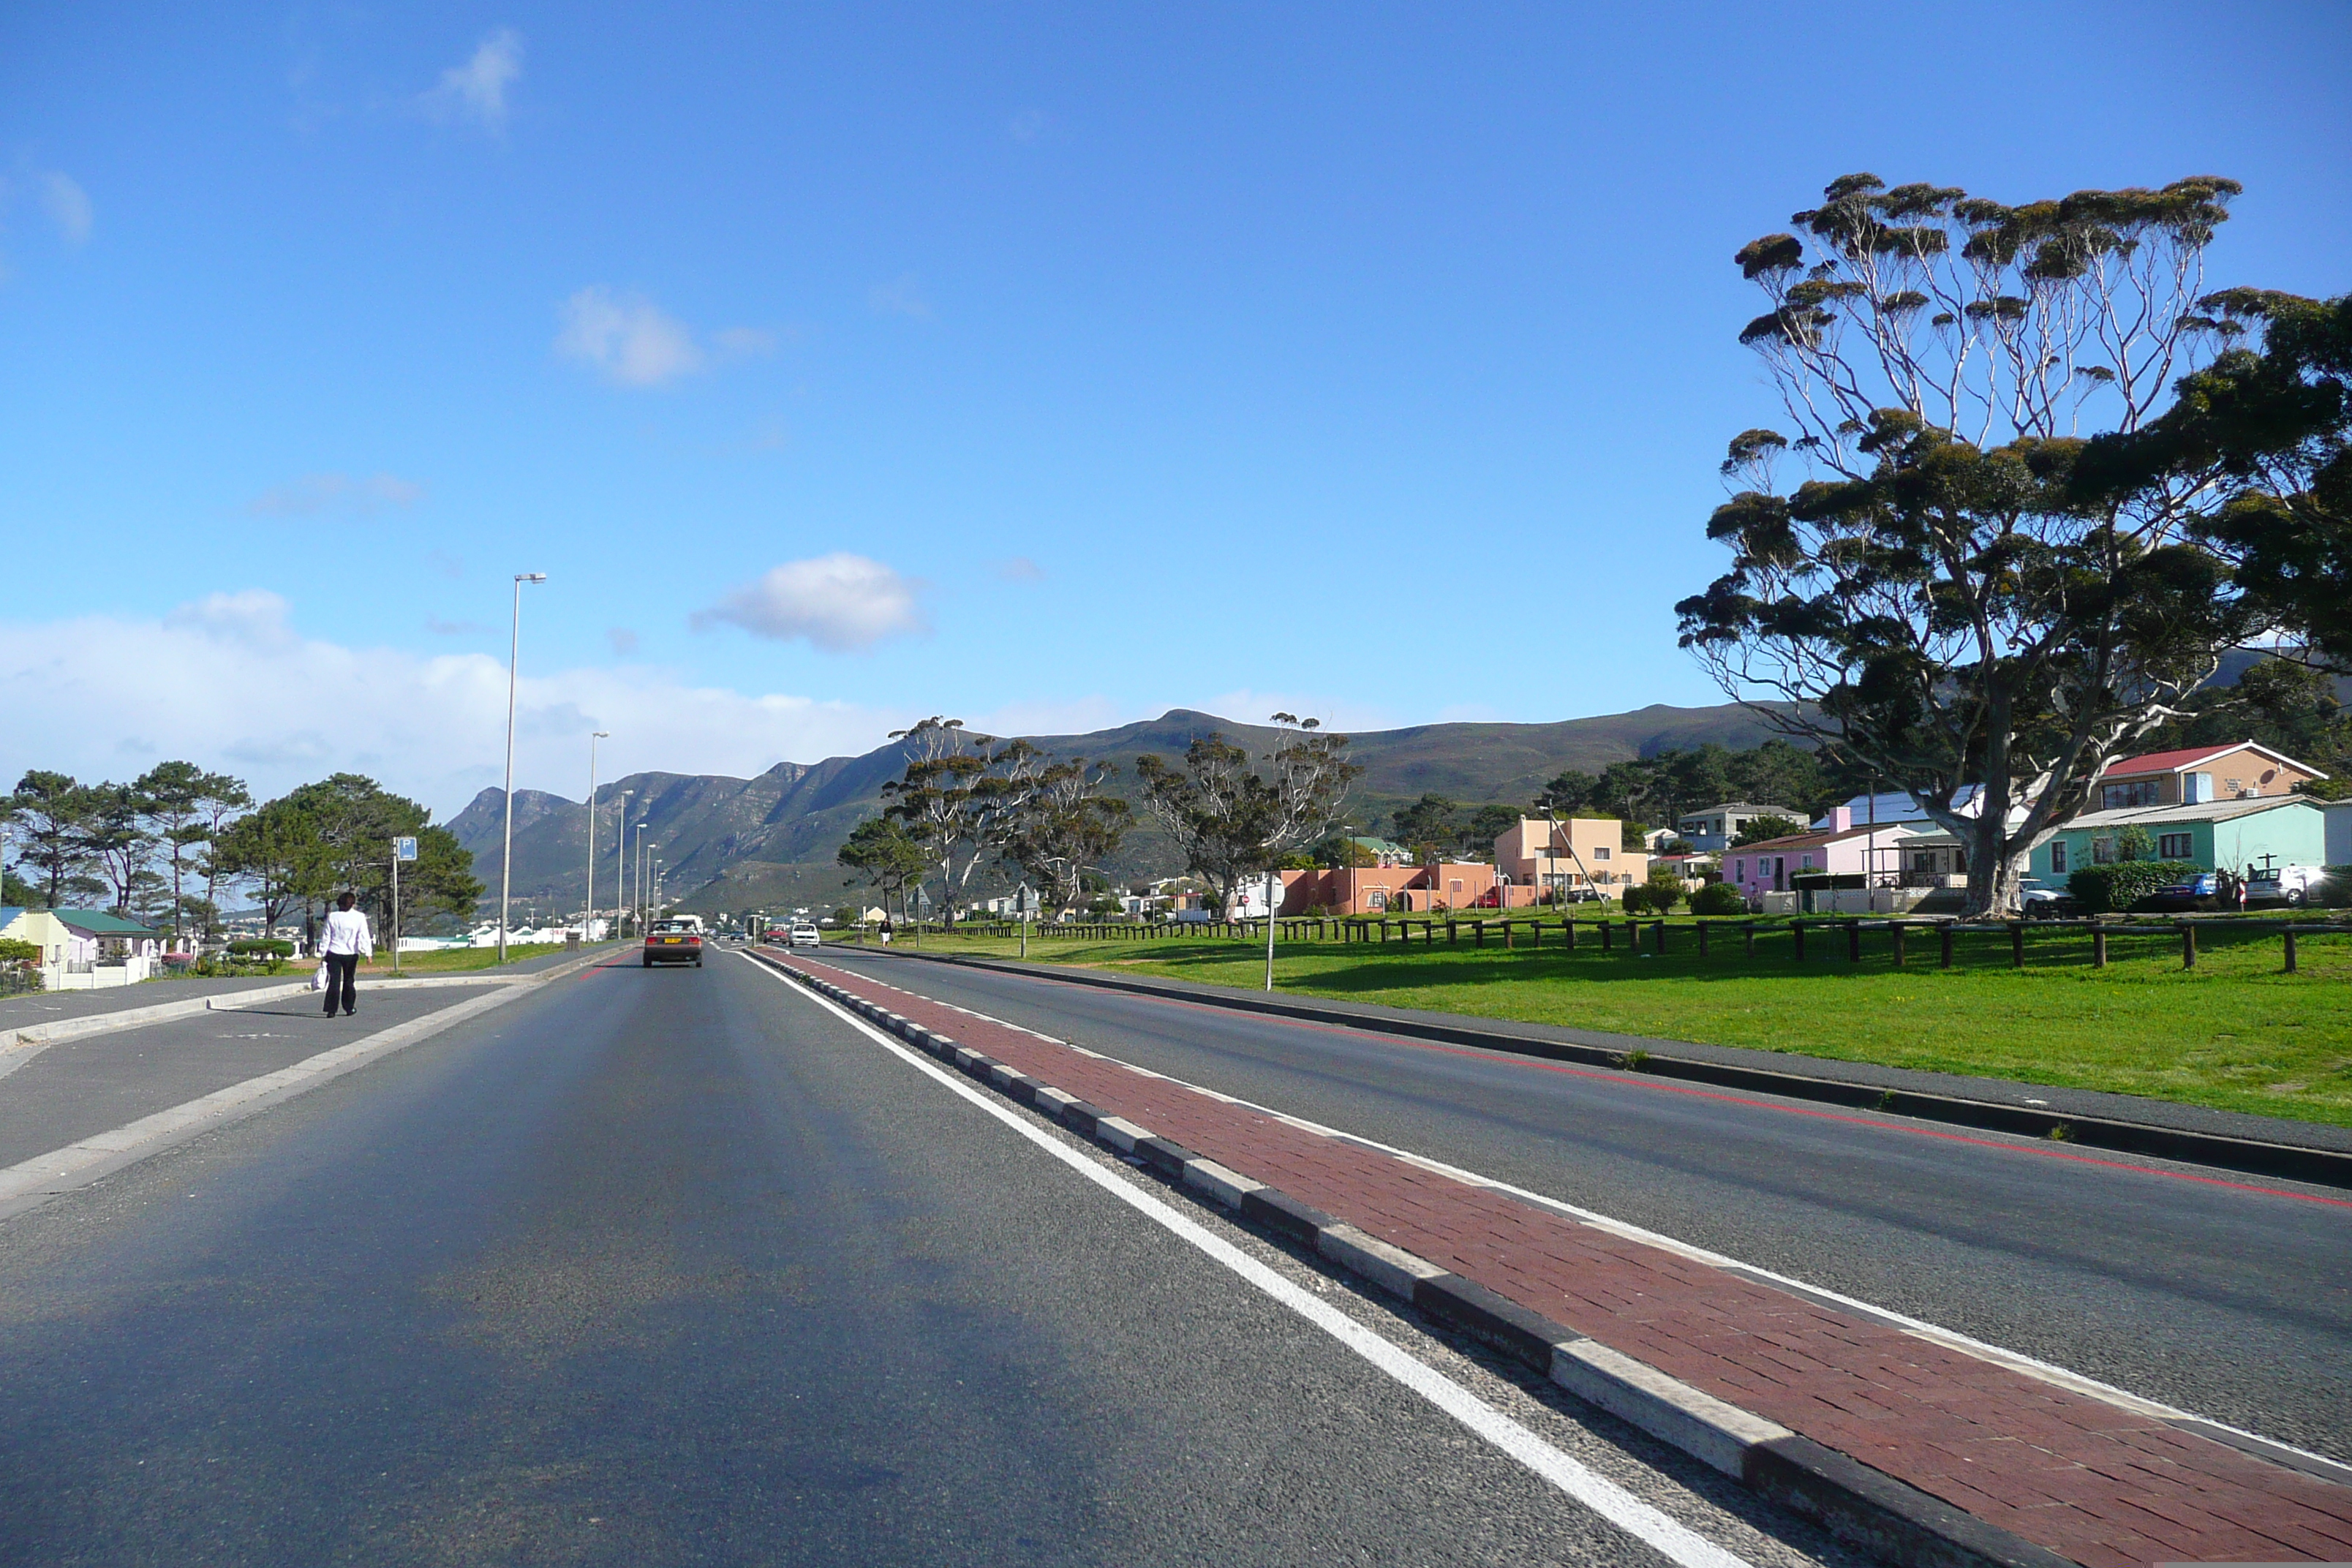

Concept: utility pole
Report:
left=585, top=733, right=609, bottom=941
left=498, top=571, right=548, bottom=962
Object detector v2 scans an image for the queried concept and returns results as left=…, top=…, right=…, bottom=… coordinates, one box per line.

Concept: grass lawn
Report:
left=856, top=921, right=2352, bottom=1128
left=357, top=943, right=570, bottom=975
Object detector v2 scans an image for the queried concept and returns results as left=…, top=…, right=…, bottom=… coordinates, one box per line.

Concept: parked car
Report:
left=788, top=924, right=821, bottom=947
left=2247, top=864, right=2326, bottom=907
left=2021, top=886, right=2079, bottom=918
left=2138, top=871, right=2221, bottom=912
left=643, top=917, right=705, bottom=968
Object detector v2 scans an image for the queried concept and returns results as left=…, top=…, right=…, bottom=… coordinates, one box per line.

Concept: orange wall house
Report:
left=1491, top=816, right=1646, bottom=899
left=1279, top=861, right=1504, bottom=915
left=2096, top=742, right=2325, bottom=810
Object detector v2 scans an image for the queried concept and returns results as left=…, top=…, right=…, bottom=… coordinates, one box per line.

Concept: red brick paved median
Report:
left=781, top=953, right=2352, bottom=1568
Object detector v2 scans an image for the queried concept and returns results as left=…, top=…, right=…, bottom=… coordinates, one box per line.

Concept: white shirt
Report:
left=320, top=909, right=374, bottom=957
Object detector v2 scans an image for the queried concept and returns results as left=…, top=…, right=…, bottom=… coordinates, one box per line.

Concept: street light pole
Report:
left=614, top=791, right=634, bottom=938
left=585, top=732, right=609, bottom=943
left=498, top=572, right=548, bottom=962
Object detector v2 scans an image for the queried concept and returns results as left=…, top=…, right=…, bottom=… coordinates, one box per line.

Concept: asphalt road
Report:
left=814, top=946, right=2352, bottom=1463
left=0, top=948, right=1841, bottom=1567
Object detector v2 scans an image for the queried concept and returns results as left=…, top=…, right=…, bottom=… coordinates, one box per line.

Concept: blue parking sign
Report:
left=393, top=836, right=419, bottom=862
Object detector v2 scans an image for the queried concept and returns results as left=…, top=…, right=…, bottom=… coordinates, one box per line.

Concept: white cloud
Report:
left=421, top=28, right=523, bottom=128
left=606, top=627, right=641, bottom=656
left=711, top=325, right=779, bottom=358
left=247, top=472, right=425, bottom=517
left=692, top=554, right=926, bottom=652
left=992, top=556, right=1046, bottom=582
left=0, top=592, right=902, bottom=818
left=554, top=286, right=706, bottom=388
left=40, top=173, right=92, bottom=244
left=868, top=272, right=931, bottom=319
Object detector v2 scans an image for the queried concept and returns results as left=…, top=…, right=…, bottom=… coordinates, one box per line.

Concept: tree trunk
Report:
left=1961, top=809, right=2029, bottom=918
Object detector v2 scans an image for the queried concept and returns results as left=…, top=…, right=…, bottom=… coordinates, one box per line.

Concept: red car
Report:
left=643, top=918, right=705, bottom=968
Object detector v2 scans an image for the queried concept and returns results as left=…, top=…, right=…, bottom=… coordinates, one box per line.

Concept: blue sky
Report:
left=4, top=1, right=2347, bottom=815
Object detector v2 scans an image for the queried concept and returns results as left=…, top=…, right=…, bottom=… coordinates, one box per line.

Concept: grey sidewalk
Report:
left=0, top=975, right=309, bottom=1033
left=0, top=989, right=490, bottom=1170
left=1, top=943, right=618, bottom=1036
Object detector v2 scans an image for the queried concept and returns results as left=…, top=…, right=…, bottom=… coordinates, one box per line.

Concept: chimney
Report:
left=1829, top=805, right=1854, bottom=833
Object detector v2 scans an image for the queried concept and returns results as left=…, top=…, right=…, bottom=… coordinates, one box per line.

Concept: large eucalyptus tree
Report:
left=1677, top=173, right=2336, bottom=914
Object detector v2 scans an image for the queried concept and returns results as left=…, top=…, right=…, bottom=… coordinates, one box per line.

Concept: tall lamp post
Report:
left=498, top=571, right=549, bottom=962
left=636, top=830, right=652, bottom=934
left=584, top=732, right=610, bottom=943
left=617, top=791, right=634, bottom=938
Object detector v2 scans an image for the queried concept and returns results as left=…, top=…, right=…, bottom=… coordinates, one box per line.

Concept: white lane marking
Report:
left=814, top=954, right=2352, bottom=1471
left=745, top=956, right=1756, bottom=1568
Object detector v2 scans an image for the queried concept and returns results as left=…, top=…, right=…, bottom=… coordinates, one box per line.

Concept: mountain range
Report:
left=445, top=701, right=1787, bottom=919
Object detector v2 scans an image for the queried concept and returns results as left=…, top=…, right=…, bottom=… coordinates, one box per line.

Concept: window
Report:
left=1801, top=853, right=1814, bottom=868
left=2049, top=841, right=2068, bottom=874
left=1593, top=845, right=1611, bottom=860
left=2101, top=780, right=2161, bottom=810
left=1366, top=891, right=1387, bottom=910
left=1448, top=879, right=1463, bottom=894
left=2092, top=837, right=2117, bottom=865
left=2159, top=833, right=2193, bottom=859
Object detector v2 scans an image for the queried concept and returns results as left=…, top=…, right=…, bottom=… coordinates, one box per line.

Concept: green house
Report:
left=2028, top=796, right=2327, bottom=885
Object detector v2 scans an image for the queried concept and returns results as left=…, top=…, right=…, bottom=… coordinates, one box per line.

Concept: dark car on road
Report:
left=643, top=917, right=706, bottom=968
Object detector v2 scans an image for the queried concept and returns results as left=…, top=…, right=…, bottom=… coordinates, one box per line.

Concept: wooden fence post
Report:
left=1792, top=921, right=1806, bottom=962
left=2181, top=924, right=2196, bottom=969
left=2010, top=922, right=2025, bottom=968
left=1847, top=921, right=1861, bottom=962
left=1653, top=920, right=1667, bottom=955
left=1744, top=921, right=1756, bottom=958
left=1940, top=923, right=1954, bottom=968
left=2092, top=924, right=2107, bottom=968
left=1698, top=921, right=1710, bottom=959
left=2284, top=927, right=2298, bottom=973
left=1564, top=918, right=1577, bottom=951
left=1891, top=922, right=1905, bottom=968
left=1601, top=921, right=1613, bottom=953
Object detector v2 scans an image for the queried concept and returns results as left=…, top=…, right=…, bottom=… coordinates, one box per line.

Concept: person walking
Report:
left=320, top=891, right=373, bottom=1017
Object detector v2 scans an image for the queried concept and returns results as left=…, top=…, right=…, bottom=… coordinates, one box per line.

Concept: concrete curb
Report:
left=0, top=946, right=612, bottom=1222
left=758, top=949, right=2080, bottom=1568
left=859, top=947, right=2352, bottom=1191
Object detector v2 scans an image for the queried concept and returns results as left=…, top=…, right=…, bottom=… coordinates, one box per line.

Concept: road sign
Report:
left=393, top=836, right=419, bottom=862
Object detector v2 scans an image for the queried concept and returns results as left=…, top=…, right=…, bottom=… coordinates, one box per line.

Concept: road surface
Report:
left=813, top=944, right=2352, bottom=1463
left=0, top=949, right=1849, bottom=1567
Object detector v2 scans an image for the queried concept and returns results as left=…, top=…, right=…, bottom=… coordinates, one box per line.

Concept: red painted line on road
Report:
left=887, top=960, right=2352, bottom=1213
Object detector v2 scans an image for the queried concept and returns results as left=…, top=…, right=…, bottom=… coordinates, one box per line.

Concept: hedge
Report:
left=1689, top=882, right=1749, bottom=916
left=2065, top=860, right=2201, bottom=914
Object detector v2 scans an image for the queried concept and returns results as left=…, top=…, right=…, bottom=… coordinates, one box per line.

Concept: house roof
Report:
left=50, top=909, right=160, bottom=938
left=2103, top=739, right=2326, bottom=780
left=2051, top=794, right=2318, bottom=832
left=1733, top=821, right=1937, bottom=855
left=1676, top=802, right=1800, bottom=820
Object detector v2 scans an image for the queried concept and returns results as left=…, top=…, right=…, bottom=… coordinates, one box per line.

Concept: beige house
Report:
left=2097, top=741, right=2324, bottom=810
left=1492, top=817, right=1647, bottom=901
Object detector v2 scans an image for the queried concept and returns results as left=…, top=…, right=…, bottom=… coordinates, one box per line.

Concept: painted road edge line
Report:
left=753, top=947, right=2079, bottom=1568
left=831, top=947, right=2352, bottom=1493
left=868, top=946, right=2352, bottom=1191
left=743, top=951, right=1760, bottom=1568
left=0, top=948, right=609, bottom=1221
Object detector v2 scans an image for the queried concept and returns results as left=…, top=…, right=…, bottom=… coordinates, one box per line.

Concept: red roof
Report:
left=2101, top=744, right=2239, bottom=777
left=2101, top=739, right=2324, bottom=780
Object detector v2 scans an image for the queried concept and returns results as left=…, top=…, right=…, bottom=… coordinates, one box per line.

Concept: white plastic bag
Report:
left=312, top=960, right=331, bottom=992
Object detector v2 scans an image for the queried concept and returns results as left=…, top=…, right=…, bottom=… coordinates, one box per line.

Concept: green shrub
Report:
left=1689, top=882, right=1749, bottom=916
left=0, top=937, right=42, bottom=967
left=1624, top=883, right=1684, bottom=914
left=2066, top=860, right=2200, bottom=913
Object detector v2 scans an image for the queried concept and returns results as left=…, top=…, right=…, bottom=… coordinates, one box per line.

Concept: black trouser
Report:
left=323, top=952, right=359, bottom=1014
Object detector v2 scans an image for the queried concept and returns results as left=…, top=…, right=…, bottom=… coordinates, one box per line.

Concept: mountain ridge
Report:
left=448, top=700, right=1790, bottom=913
